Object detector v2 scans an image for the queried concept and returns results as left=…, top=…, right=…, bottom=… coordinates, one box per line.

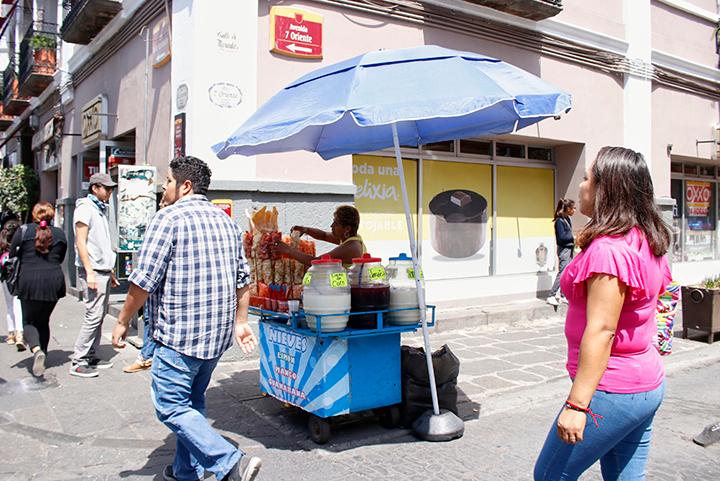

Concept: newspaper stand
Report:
left=251, top=305, right=436, bottom=444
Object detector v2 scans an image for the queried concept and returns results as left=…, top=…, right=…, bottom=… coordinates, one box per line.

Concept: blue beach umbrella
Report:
left=214, top=45, right=571, bottom=440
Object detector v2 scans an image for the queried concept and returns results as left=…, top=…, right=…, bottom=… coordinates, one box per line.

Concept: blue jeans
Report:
left=151, top=345, right=242, bottom=481
left=140, top=313, right=157, bottom=361
left=534, top=381, right=665, bottom=481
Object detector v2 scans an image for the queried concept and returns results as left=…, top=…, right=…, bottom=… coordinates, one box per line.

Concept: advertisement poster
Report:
left=686, top=180, right=711, bottom=217
left=421, top=160, right=492, bottom=279
left=352, top=155, right=417, bottom=262
left=117, top=166, right=157, bottom=252
left=684, top=180, right=715, bottom=261
left=259, top=322, right=350, bottom=416
left=495, top=166, right=555, bottom=275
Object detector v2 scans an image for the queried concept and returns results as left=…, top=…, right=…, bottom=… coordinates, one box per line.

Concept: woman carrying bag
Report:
left=10, top=202, right=67, bottom=377
left=534, top=147, right=671, bottom=481
left=1, top=218, right=24, bottom=351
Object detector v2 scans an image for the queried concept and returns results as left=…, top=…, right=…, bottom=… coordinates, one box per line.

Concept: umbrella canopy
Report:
left=213, top=45, right=571, bottom=160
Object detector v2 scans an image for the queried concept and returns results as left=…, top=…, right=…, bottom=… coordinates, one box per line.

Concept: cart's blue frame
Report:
left=254, top=306, right=436, bottom=419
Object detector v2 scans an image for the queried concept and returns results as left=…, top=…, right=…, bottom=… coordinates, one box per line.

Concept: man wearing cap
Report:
left=70, top=172, right=119, bottom=378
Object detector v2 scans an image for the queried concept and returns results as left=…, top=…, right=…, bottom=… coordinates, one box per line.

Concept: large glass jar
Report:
left=302, top=255, right=351, bottom=332
left=347, top=253, right=390, bottom=329
left=386, top=253, right=423, bottom=325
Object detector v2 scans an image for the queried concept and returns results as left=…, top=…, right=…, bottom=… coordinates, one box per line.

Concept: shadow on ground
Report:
left=201, top=369, right=480, bottom=453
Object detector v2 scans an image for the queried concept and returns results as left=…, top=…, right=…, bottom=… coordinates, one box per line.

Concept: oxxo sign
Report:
left=686, top=180, right=711, bottom=217
left=270, top=6, right=323, bottom=59
left=81, top=95, right=108, bottom=146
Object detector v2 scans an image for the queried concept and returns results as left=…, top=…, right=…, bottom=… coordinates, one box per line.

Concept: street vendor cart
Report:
left=251, top=305, right=435, bottom=444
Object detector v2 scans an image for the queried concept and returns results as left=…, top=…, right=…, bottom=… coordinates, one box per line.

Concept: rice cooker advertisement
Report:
left=259, top=323, right=350, bottom=417
left=421, top=160, right=492, bottom=278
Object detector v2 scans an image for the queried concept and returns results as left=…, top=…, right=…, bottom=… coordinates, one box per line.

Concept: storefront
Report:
left=670, top=160, right=720, bottom=282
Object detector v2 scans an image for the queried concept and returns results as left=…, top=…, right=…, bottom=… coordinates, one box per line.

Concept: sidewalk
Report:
left=1, top=295, right=719, bottom=480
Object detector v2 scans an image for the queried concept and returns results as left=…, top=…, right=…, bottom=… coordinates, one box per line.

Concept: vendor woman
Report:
left=272, top=205, right=365, bottom=267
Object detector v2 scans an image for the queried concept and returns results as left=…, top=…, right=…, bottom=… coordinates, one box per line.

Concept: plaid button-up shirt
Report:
left=130, top=194, right=250, bottom=359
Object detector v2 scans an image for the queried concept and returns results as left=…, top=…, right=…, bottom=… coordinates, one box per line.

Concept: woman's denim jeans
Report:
left=534, top=381, right=665, bottom=481
left=151, top=345, right=243, bottom=481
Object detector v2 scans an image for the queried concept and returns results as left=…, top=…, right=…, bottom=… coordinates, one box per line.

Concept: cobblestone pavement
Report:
left=0, top=296, right=719, bottom=480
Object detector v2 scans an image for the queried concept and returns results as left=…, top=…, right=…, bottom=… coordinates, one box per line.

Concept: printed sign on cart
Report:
left=270, top=6, right=323, bottom=59
left=259, top=323, right=350, bottom=417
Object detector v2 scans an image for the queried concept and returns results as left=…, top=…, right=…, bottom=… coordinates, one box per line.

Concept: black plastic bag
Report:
left=401, top=344, right=460, bottom=386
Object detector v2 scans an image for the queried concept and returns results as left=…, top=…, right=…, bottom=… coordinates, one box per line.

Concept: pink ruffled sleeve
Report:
left=570, top=238, right=649, bottom=300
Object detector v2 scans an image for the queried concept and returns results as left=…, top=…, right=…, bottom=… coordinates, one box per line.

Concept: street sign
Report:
left=270, top=7, right=323, bottom=59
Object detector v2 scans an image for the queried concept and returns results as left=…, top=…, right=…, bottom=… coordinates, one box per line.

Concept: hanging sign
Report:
left=270, top=7, right=323, bottom=59
left=81, top=95, right=108, bottom=146
left=152, top=17, right=171, bottom=68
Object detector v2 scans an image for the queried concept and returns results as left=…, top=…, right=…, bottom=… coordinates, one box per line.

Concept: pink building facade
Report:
left=2, top=0, right=718, bottom=306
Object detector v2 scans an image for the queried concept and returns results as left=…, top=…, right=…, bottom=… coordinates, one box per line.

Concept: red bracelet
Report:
left=565, top=400, right=604, bottom=428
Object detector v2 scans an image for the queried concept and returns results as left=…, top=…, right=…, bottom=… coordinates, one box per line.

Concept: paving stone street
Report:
left=1, top=295, right=719, bottom=480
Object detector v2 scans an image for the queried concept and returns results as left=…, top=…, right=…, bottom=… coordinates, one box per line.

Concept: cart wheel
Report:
left=378, top=406, right=401, bottom=428
left=308, top=415, right=331, bottom=444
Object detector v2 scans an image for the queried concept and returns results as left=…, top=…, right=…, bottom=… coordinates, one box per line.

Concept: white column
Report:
left=171, top=0, right=258, bottom=180
left=623, top=0, right=653, bottom=173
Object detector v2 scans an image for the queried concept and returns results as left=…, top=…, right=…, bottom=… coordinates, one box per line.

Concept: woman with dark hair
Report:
left=534, top=147, right=671, bottom=481
left=547, top=198, right=576, bottom=306
left=10, top=202, right=67, bottom=377
left=273, top=205, right=366, bottom=267
left=1, top=219, right=24, bottom=350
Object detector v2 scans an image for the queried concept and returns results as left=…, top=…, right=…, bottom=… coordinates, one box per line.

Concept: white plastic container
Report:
left=386, top=253, right=423, bottom=325
left=302, top=254, right=351, bottom=332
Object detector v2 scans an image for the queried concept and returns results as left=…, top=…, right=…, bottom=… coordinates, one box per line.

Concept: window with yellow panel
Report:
left=495, top=166, right=555, bottom=275
left=421, top=160, right=492, bottom=279
left=352, top=155, right=418, bottom=262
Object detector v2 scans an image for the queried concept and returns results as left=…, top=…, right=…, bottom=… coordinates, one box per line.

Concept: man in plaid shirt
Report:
left=112, top=156, right=261, bottom=481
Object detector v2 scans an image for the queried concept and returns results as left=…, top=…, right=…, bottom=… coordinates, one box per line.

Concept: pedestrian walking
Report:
left=0, top=218, right=24, bottom=351
left=70, top=172, right=119, bottom=378
left=9, top=202, right=67, bottom=377
left=112, top=155, right=261, bottom=481
left=546, top=198, right=576, bottom=306
left=534, top=147, right=672, bottom=481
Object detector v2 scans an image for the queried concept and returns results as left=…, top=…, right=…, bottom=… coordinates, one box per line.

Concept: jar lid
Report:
left=352, top=252, right=382, bottom=263
left=388, top=253, right=412, bottom=261
left=311, top=254, right=342, bottom=265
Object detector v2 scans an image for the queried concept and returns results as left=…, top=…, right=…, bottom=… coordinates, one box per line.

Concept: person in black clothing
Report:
left=547, top=198, right=576, bottom=306
left=10, top=202, right=67, bottom=377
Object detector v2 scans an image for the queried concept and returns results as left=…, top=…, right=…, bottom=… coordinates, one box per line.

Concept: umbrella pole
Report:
left=391, top=124, right=439, bottom=415
left=392, top=124, right=464, bottom=442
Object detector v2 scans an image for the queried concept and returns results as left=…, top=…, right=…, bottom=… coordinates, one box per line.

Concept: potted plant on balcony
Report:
left=30, top=34, right=57, bottom=75
left=681, top=274, right=720, bottom=344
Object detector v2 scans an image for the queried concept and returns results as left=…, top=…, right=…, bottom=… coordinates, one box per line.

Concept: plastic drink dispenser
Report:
left=386, top=253, right=422, bottom=325
left=348, top=253, right=390, bottom=329
left=302, top=255, right=351, bottom=332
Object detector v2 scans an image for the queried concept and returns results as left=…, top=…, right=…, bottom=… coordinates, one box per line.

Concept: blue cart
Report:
left=251, top=306, right=436, bottom=444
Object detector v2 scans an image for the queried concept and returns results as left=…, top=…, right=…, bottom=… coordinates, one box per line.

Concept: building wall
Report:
left=65, top=14, right=171, bottom=179
left=555, top=0, right=626, bottom=40
left=651, top=0, right=719, bottom=66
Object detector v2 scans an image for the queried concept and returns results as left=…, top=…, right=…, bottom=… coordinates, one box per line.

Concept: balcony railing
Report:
left=0, top=83, right=13, bottom=131
left=2, top=59, right=30, bottom=116
left=18, top=21, right=58, bottom=97
left=463, top=0, right=563, bottom=20
left=61, top=0, right=122, bottom=45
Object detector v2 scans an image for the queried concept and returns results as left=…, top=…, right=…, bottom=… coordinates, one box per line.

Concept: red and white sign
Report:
left=270, top=7, right=323, bottom=59
left=686, top=180, right=712, bottom=217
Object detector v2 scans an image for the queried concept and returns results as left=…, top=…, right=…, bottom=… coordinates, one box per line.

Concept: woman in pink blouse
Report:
left=534, top=147, right=671, bottom=481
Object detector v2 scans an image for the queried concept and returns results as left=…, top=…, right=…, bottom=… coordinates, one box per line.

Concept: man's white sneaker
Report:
left=546, top=296, right=560, bottom=306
